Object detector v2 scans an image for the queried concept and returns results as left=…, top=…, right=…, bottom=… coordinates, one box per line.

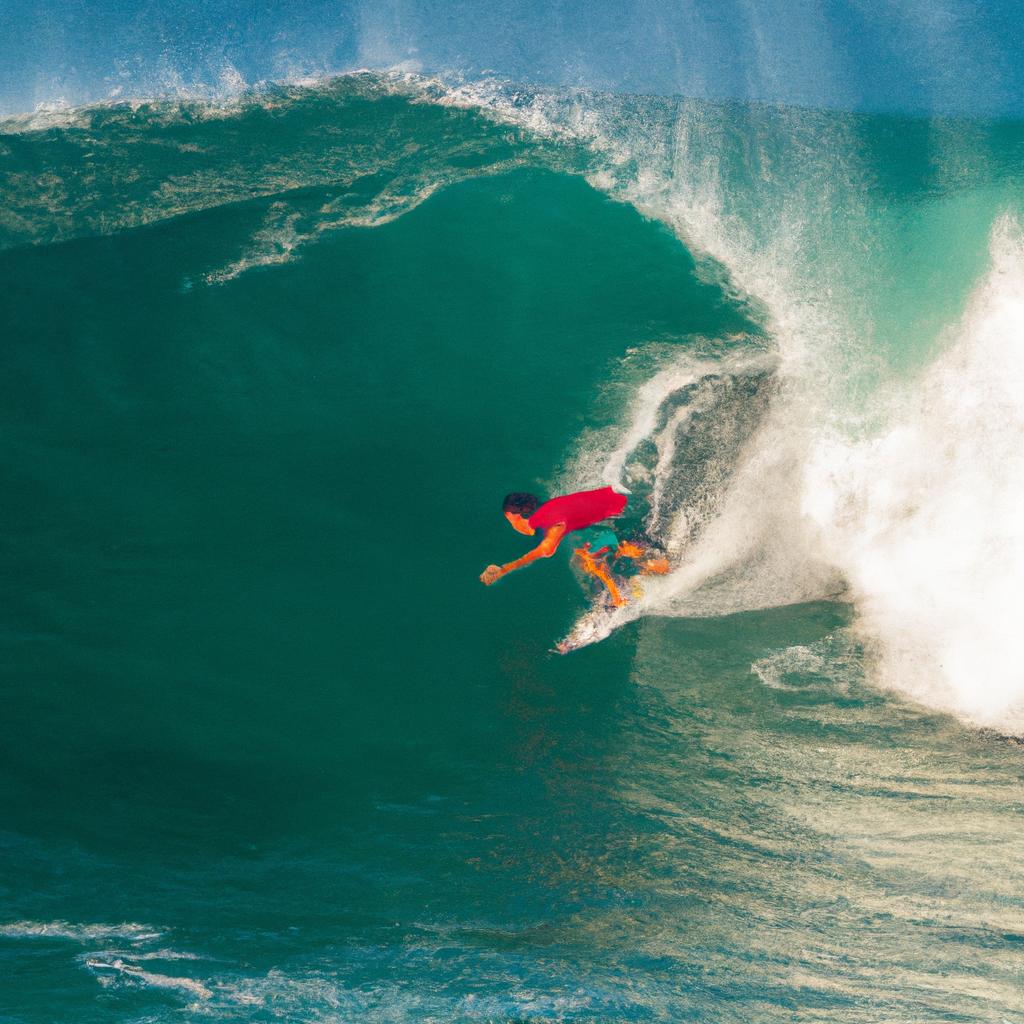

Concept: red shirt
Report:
left=528, top=486, right=628, bottom=534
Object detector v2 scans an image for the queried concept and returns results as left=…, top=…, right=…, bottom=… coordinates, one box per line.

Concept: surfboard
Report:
left=554, top=600, right=639, bottom=654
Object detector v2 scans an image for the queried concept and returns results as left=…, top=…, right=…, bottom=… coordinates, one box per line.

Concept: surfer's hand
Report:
left=480, top=564, right=503, bottom=585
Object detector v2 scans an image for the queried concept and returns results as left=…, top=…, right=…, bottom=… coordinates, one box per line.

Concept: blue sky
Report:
left=1, top=0, right=1021, bottom=116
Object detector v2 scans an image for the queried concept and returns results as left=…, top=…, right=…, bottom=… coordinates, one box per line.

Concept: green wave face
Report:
left=2, top=75, right=1023, bottom=1022
left=0, top=76, right=577, bottom=251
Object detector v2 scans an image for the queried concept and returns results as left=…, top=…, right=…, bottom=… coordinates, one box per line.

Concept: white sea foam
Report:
left=0, top=920, right=163, bottom=942
left=597, top=356, right=716, bottom=499
left=1, top=919, right=217, bottom=1002
left=805, top=215, right=1024, bottom=730
left=85, top=957, right=212, bottom=999
left=751, top=634, right=862, bottom=693
left=0, top=68, right=414, bottom=135
left=751, top=645, right=825, bottom=690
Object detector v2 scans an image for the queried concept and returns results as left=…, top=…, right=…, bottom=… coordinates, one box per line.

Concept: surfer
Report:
left=480, top=486, right=668, bottom=601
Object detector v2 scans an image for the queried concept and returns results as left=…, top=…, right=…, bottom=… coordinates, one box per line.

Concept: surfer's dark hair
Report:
left=503, top=492, right=540, bottom=517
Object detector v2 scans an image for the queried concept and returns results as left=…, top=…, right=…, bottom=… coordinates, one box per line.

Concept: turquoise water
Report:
left=2, top=77, right=1023, bottom=1021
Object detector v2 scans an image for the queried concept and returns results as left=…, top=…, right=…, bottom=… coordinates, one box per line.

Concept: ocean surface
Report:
left=2, top=69, right=1024, bottom=1022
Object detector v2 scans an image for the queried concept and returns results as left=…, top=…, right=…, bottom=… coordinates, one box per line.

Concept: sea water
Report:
left=2, top=69, right=1023, bottom=1022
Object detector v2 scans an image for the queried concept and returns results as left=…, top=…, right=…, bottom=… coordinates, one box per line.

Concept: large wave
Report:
left=5, top=71, right=1024, bottom=731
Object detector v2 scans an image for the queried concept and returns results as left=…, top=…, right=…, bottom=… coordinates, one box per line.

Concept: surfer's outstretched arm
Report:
left=480, top=524, right=567, bottom=585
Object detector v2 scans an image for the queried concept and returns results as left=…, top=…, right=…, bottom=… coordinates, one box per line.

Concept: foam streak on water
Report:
left=0, top=921, right=164, bottom=942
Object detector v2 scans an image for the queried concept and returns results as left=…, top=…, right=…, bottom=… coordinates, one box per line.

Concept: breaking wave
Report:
left=445, top=81, right=1024, bottom=731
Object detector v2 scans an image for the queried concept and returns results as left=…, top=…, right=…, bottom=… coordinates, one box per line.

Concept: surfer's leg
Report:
left=593, top=563, right=627, bottom=606
left=574, top=545, right=627, bottom=607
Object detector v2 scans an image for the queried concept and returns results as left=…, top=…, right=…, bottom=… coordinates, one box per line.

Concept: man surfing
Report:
left=480, top=486, right=668, bottom=604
